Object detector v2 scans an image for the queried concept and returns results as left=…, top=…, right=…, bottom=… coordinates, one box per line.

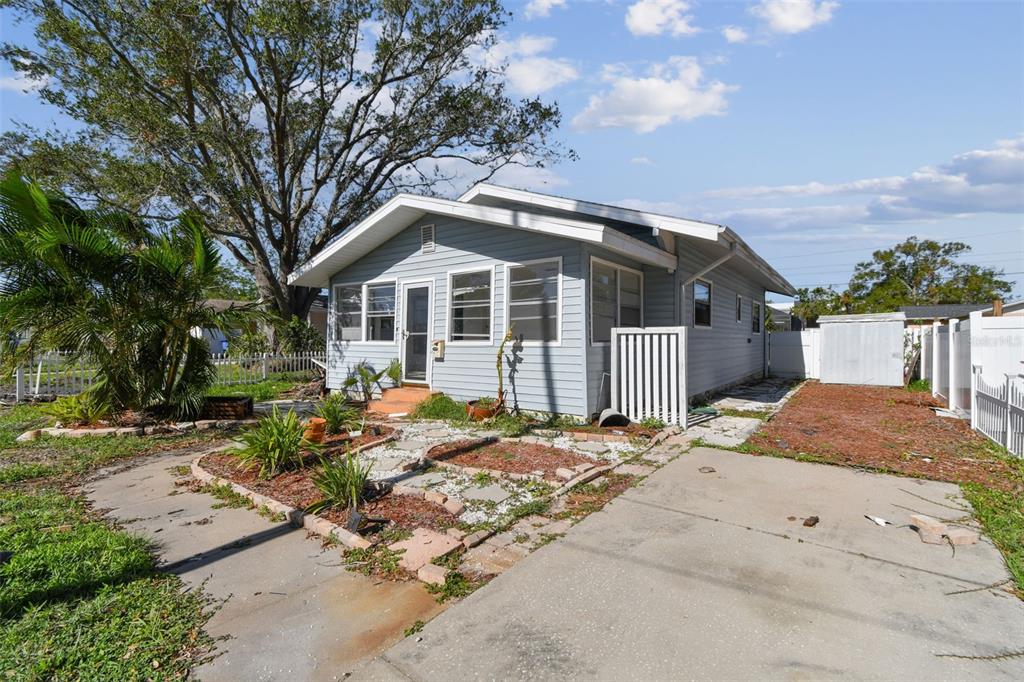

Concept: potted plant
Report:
left=467, top=325, right=513, bottom=421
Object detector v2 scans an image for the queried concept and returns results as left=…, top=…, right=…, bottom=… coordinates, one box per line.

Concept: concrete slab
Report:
left=84, top=448, right=445, bottom=681
left=573, top=441, right=609, bottom=454
left=370, top=456, right=409, bottom=472
left=402, top=471, right=449, bottom=488
left=388, top=528, right=461, bottom=572
left=460, top=484, right=512, bottom=503
left=366, top=448, right=1024, bottom=680
left=394, top=439, right=429, bottom=451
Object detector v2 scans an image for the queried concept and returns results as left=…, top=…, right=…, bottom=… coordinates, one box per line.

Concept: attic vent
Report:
left=421, top=224, right=435, bottom=253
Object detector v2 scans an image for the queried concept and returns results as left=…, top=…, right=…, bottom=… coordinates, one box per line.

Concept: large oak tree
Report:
left=1, top=0, right=569, bottom=321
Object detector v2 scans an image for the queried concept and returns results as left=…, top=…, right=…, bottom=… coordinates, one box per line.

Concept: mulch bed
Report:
left=200, top=451, right=322, bottom=509
left=428, top=439, right=591, bottom=479
left=747, top=382, right=1022, bottom=492
left=321, top=424, right=395, bottom=453
left=342, top=495, right=457, bottom=534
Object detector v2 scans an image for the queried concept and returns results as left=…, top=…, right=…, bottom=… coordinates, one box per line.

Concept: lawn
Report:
left=206, top=370, right=316, bottom=402
left=744, top=381, right=1024, bottom=594
left=0, top=404, right=217, bottom=677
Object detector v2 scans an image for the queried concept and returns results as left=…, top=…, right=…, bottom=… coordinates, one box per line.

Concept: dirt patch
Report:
left=428, top=439, right=591, bottom=479
left=748, top=382, right=1021, bottom=493
left=563, top=423, right=659, bottom=439
left=560, top=473, right=636, bottom=518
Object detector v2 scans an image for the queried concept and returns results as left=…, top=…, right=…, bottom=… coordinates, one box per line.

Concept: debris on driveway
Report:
left=865, top=515, right=892, bottom=527
left=803, top=515, right=819, bottom=527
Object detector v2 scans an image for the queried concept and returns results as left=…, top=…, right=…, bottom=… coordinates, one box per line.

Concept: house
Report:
left=900, top=303, right=990, bottom=327
left=288, top=184, right=795, bottom=419
left=768, top=303, right=802, bottom=331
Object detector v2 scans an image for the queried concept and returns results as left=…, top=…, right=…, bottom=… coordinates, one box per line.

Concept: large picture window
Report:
left=333, top=285, right=362, bottom=341
left=365, top=283, right=396, bottom=341
left=693, top=279, right=712, bottom=327
left=508, top=258, right=561, bottom=342
left=591, top=258, right=644, bottom=344
left=449, top=269, right=492, bottom=342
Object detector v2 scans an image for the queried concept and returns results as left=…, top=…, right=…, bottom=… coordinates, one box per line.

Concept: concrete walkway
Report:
left=361, top=448, right=1024, bottom=681
left=83, top=445, right=444, bottom=681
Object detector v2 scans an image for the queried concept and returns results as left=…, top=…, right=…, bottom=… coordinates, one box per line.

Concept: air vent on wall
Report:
left=421, top=224, right=435, bottom=253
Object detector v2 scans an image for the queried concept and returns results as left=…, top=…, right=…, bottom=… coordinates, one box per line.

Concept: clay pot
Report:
left=303, top=417, right=327, bottom=443
left=466, top=398, right=502, bottom=421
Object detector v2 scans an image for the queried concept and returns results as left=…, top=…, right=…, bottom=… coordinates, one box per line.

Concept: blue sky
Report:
left=2, top=0, right=1022, bottom=301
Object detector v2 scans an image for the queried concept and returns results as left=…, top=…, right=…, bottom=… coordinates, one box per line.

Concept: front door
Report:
left=401, top=283, right=431, bottom=384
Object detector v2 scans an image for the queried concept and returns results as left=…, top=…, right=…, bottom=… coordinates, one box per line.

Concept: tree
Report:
left=0, top=174, right=255, bottom=418
left=1, top=0, right=569, bottom=322
left=791, top=286, right=848, bottom=326
left=846, top=237, right=1011, bottom=313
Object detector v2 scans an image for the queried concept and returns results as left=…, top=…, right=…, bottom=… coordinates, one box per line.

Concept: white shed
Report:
left=817, top=312, right=906, bottom=387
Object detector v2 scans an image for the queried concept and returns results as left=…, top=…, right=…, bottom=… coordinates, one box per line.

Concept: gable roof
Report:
left=288, top=193, right=677, bottom=288
left=900, top=303, right=989, bottom=320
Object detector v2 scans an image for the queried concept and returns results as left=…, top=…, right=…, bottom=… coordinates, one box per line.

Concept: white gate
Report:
left=610, top=327, right=688, bottom=427
left=972, top=369, right=1024, bottom=457
left=768, top=330, right=820, bottom=379
left=817, top=314, right=905, bottom=387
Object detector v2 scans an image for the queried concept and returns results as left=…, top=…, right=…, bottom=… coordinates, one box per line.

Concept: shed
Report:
left=817, top=312, right=906, bottom=386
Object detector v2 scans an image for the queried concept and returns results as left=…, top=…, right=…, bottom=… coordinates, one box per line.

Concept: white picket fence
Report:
left=610, top=326, right=689, bottom=427
left=2, top=351, right=325, bottom=402
left=922, top=311, right=1024, bottom=456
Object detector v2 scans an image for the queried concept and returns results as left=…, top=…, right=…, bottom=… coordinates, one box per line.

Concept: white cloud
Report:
left=418, top=153, right=569, bottom=196
left=524, top=0, right=567, bottom=19
left=722, top=26, right=750, bottom=43
left=629, top=156, right=654, bottom=165
left=750, top=0, right=838, bottom=35
left=0, top=73, right=48, bottom=93
left=572, top=57, right=736, bottom=133
left=475, top=34, right=578, bottom=96
left=625, top=0, right=700, bottom=37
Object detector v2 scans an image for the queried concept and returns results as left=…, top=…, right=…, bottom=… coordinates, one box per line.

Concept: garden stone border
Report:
left=17, top=418, right=259, bottom=442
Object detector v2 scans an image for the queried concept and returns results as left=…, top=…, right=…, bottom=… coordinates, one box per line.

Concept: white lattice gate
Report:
left=610, top=327, right=688, bottom=427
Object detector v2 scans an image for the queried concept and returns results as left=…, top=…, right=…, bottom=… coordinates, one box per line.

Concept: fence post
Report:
left=610, top=328, right=619, bottom=413
left=970, top=365, right=979, bottom=430
left=679, top=327, right=688, bottom=430
left=948, top=319, right=958, bottom=410
left=1005, top=374, right=1013, bottom=450
left=931, top=320, right=940, bottom=396
left=14, top=365, right=25, bottom=403
left=262, top=353, right=269, bottom=380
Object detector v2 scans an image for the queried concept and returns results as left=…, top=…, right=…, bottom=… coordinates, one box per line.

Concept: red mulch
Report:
left=428, top=439, right=591, bottom=479
left=320, top=424, right=395, bottom=453
left=200, top=451, right=323, bottom=509
left=748, top=382, right=1021, bottom=492
left=343, top=495, right=457, bottom=534
left=563, top=473, right=636, bottom=517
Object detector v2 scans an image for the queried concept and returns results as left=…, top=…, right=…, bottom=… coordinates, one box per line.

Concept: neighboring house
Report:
left=289, top=184, right=795, bottom=419
left=198, top=297, right=328, bottom=352
left=768, top=304, right=801, bottom=331
left=900, top=303, right=989, bottom=327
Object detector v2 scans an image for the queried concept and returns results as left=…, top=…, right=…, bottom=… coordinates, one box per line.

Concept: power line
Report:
left=780, top=255, right=1024, bottom=274
left=757, top=229, right=1024, bottom=261
left=787, top=270, right=1024, bottom=289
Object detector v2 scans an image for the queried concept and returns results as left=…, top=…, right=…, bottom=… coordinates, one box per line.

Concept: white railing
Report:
left=972, top=367, right=1024, bottom=457
left=611, top=326, right=688, bottom=427
left=3, top=351, right=325, bottom=402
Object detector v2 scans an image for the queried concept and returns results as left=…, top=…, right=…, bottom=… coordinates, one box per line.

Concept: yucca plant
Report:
left=307, top=452, right=372, bottom=515
left=44, top=391, right=112, bottom=426
left=317, top=393, right=362, bottom=435
left=236, top=406, right=317, bottom=479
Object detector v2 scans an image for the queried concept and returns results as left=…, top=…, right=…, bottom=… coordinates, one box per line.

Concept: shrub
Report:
left=278, top=315, right=325, bottom=354
left=44, top=392, right=112, bottom=426
left=639, top=416, right=666, bottom=430
left=318, top=393, right=361, bottom=435
left=488, top=412, right=534, bottom=437
left=907, top=378, right=930, bottom=393
left=235, top=406, right=315, bottom=478
left=411, top=394, right=467, bottom=422
left=307, top=452, right=372, bottom=514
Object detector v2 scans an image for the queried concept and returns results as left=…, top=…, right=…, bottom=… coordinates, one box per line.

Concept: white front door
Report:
left=401, top=282, right=432, bottom=384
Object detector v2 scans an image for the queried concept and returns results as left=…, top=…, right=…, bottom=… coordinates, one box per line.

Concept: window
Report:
left=590, top=258, right=644, bottom=344
left=449, top=269, right=492, bottom=342
left=752, top=301, right=762, bottom=334
left=333, top=285, right=362, bottom=341
left=693, top=279, right=712, bottom=327
left=508, top=258, right=560, bottom=342
left=736, top=294, right=742, bottom=323
left=365, top=283, right=396, bottom=341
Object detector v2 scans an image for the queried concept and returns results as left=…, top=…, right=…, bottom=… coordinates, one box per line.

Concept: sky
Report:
left=2, top=0, right=1022, bottom=303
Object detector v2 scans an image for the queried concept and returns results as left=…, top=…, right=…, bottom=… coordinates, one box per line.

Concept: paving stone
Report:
left=693, top=432, right=746, bottom=448
left=443, top=498, right=465, bottom=516
left=944, top=527, right=979, bottom=546
left=573, top=462, right=597, bottom=473
left=423, top=429, right=451, bottom=439
left=417, top=563, right=448, bottom=586
left=664, top=432, right=701, bottom=447
left=394, top=440, right=429, bottom=451
left=910, top=514, right=947, bottom=534
left=388, top=528, right=461, bottom=572
left=371, top=456, right=408, bottom=472
left=485, top=532, right=516, bottom=548
left=617, top=463, right=656, bottom=477
left=462, top=530, right=491, bottom=548
left=402, top=471, right=448, bottom=488
left=555, top=467, right=576, bottom=481
left=446, top=527, right=467, bottom=541
left=460, top=484, right=512, bottom=503
left=473, top=430, right=502, bottom=439
left=116, top=427, right=144, bottom=437
left=533, top=429, right=561, bottom=438
left=460, top=545, right=524, bottom=576
left=574, top=440, right=610, bottom=454
left=424, top=490, right=447, bottom=505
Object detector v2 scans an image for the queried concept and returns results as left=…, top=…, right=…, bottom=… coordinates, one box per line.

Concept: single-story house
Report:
left=289, top=184, right=796, bottom=419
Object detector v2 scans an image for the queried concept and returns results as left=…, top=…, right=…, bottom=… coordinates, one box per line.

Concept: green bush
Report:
left=639, top=416, right=666, bottom=429
left=318, top=393, right=362, bottom=435
left=410, top=394, right=467, bottom=422
left=907, top=378, right=930, bottom=393
left=43, top=392, right=112, bottom=426
left=307, top=453, right=372, bottom=514
left=236, top=406, right=316, bottom=478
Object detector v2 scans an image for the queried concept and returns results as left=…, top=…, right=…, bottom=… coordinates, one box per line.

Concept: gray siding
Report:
left=327, top=217, right=588, bottom=417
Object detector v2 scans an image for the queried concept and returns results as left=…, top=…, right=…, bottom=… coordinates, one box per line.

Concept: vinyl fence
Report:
left=2, top=351, right=325, bottom=402
left=767, top=329, right=821, bottom=379
left=922, top=311, right=1024, bottom=456
left=610, top=326, right=689, bottom=427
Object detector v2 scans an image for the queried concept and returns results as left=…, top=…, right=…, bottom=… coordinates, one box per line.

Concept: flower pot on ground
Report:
left=466, top=397, right=501, bottom=421
left=303, top=417, right=327, bottom=443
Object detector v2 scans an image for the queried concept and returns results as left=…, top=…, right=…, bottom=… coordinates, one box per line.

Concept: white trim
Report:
left=589, top=256, right=645, bottom=347
left=331, top=281, right=364, bottom=344
left=692, top=278, right=713, bottom=329
left=505, top=256, right=563, bottom=346
left=361, top=279, right=398, bottom=345
left=399, top=279, right=434, bottom=385
left=446, top=264, right=496, bottom=346
left=288, top=194, right=677, bottom=287
left=752, top=299, right=763, bottom=335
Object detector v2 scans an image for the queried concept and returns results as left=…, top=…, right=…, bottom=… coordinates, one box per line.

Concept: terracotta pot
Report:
left=303, top=417, right=327, bottom=443
left=466, top=399, right=502, bottom=421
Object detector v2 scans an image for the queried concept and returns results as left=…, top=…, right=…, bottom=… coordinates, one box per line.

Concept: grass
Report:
left=410, top=394, right=468, bottom=422
left=961, top=456, right=1024, bottom=595
left=424, top=570, right=480, bottom=603
left=207, top=377, right=305, bottom=402
left=907, top=378, right=931, bottom=393
left=716, top=407, right=774, bottom=421
left=0, top=404, right=216, bottom=676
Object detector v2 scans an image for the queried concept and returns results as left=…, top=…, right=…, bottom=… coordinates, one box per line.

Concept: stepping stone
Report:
left=394, top=440, right=429, bottom=451
left=574, top=441, right=609, bottom=454
left=403, top=471, right=449, bottom=488
left=423, top=429, right=451, bottom=439
left=388, top=527, right=461, bottom=572
left=696, top=432, right=747, bottom=448
left=371, top=456, right=409, bottom=472
left=617, top=463, right=656, bottom=477
left=460, top=484, right=512, bottom=503
left=461, top=544, right=525, bottom=576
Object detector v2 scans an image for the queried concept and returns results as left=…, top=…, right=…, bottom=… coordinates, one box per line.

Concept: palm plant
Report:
left=0, top=174, right=258, bottom=419
left=236, top=406, right=316, bottom=479
left=307, top=452, right=372, bottom=515
left=317, top=393, right=362, bottom=435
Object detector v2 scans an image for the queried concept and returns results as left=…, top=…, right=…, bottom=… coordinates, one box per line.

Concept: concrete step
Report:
left=380, top=387, right=432, bottom=402
left=368, top=398, right=425, bottom=415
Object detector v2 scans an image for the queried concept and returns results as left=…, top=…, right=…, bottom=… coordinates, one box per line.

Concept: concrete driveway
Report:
left=84, top=446, right=445, bottom=681
left=361, top=447, right=1024, bottom=680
